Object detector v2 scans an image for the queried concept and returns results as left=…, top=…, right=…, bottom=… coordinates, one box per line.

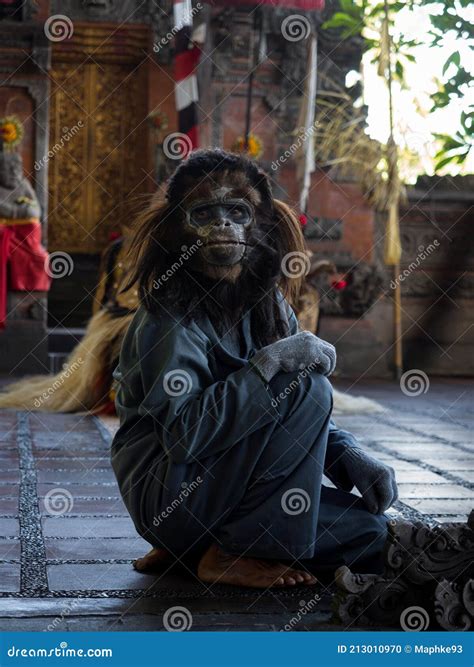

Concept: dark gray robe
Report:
left=112, top=299, right=387, bottom=573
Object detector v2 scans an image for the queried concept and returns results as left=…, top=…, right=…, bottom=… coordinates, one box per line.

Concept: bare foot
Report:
left=134, top=547, right=172, bottom=573
left=197, top=543, right=317, bottom=589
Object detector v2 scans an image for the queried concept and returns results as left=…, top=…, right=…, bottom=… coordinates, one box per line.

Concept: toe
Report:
left=301, top=571, right=317, bottom=584
left=133, top=558, right=146, bottom=572
left=266, top=575, right=285, bottom=587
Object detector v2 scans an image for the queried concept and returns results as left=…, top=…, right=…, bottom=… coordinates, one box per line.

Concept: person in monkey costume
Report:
left=112, top=149, right=398, bottom=588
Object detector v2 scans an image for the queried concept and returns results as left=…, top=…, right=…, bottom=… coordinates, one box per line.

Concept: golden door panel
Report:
left=48, top=62, right=148, bottom=254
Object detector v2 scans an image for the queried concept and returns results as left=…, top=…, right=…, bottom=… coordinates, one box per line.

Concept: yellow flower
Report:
left=0, top=115, right=24, bottom=149
left=1, top=122, right=18, bottom=143
left=232, top=134, right=263, bottom=159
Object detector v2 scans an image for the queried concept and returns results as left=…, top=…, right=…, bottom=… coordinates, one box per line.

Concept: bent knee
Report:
left=269, top=369, right=333, bottom=417
left=306, top=372, right=333, bottom=413
left=364, top=511, right=390, bottom=540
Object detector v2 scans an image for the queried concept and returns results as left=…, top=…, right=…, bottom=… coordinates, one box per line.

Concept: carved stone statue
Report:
left=334, top=512, right=474, bottom=631
left=0, top=153, right=40, bottom=219
left=0, top=151, right=50, bottom=328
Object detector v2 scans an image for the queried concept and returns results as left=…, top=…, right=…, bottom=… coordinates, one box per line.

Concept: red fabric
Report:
left=185, top=125, right=199, bottom=155
left=204, top=0, right=324, bottom=9
left=0, top=222, right=51, bottom=329
left=175, top=46, right=201, bottom=82
left=332, top=279, right=347, bottom=291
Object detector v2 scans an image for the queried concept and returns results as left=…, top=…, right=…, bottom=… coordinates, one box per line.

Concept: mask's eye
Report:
left=229, top=205, right=244, bottom=219
left=191, top=207, right=212, bottom=225
left=226, top=204, right=250, bottom=223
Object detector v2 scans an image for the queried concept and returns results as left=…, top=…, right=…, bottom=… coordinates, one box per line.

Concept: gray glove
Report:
left=250, top=331, right=336, bottom=382
left=331, top=447, right=398, bottom=514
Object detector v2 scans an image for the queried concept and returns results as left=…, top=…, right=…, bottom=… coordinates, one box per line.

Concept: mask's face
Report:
left=184, top=197, right=254, bottom=267
left=0, top=154, right=23, bottom=189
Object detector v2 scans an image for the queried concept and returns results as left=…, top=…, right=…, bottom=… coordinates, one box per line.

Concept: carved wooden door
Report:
left=47, top=61, right=148, bottom=254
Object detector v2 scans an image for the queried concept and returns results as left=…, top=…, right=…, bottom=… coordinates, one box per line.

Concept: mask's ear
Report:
left=272, top=198, right=306, bottom=306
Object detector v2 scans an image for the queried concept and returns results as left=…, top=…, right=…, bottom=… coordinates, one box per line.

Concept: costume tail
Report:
left=0, top=310, right=133, bottom=413
left=333, top=388, right=384, bottom=415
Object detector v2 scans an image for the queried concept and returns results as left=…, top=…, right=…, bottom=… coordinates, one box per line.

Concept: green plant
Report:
left=321, top=0, right=473, bottom=172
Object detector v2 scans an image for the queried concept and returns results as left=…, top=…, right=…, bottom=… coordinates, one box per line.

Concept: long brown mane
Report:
left=125, top=150, right=305, bottom=346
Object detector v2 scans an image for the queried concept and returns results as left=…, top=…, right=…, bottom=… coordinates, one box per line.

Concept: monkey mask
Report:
left=183, top=195, right=254, bottom=267
left=165, top=156, right=272, bottom=282
left=128, top=149, right=305, bottom=341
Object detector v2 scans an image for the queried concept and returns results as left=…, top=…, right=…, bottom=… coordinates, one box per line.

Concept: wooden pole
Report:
left=244, top=8, right=263, bottom=150
left=384, top=0, right=403, bottom=380
left=393, top=264, right=403, bottom=380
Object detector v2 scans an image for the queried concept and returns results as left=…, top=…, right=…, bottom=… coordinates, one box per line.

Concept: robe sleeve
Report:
left=277, top=292, right=299, bottom=335
left=136, top=316, right=279, bottom=464
left=324, top=418, right=359, bottom=490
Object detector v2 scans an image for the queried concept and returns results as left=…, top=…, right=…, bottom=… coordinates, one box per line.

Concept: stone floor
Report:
left=0, top=379, right=472, bottom=631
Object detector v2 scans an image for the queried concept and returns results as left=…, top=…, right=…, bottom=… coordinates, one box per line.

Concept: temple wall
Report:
left=1, top=2, right=471, bottom=377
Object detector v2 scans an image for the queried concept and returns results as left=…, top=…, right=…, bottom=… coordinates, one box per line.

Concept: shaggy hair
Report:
left=126, top=149, right=305, bottom=347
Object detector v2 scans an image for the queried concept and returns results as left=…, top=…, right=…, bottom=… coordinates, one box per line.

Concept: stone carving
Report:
left=334, top=512, right=474, bottom=630
left=385, top=517, right=474, bottom=584
left=434, top=579, right=473, bottom=631
left=304, top=215, right=343, bottom=241
left=400, top=271, right=474, bottom=299
left=0, top=152, right=50, bottom=327
left=307, top=261, right=384, bottom=318
left=0, top=152, right=39, bottom=219
left=340, top=263, right=384, bottom=317
left=50, top=0, right=174, bottom=63
left=334, top=566, right=421, bottom=628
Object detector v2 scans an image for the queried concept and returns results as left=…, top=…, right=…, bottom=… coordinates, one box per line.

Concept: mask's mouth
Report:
left=201, top=239, right=247, bottom=266
left=205, top=240, right=246, bottom=247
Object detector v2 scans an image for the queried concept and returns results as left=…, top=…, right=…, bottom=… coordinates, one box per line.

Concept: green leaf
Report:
left=322, top=12, right=360, bottom=31
left=395, top=60, right=404, bottom=80
left=435, top=154, right=457, bottom=170
left=338, top=0, right=363, bottom=19
left=460, top=111, right=474, bottom=132
left=442, top=50, right=460, bottom=76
